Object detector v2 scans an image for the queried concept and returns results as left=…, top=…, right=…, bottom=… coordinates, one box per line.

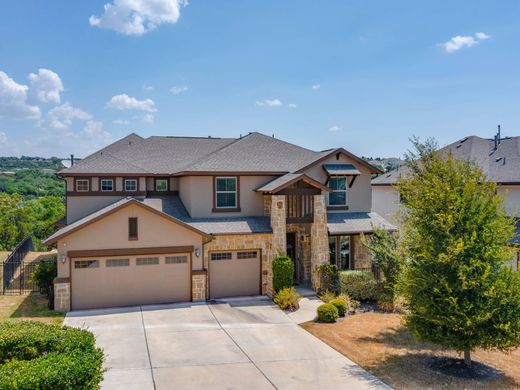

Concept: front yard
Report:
left=302, top=311, right=520, bottom=389
left=0, top=293, right=63, bottom=325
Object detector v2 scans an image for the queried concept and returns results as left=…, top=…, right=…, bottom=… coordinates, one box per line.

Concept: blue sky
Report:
left=1, top=1, right=519, bottom=158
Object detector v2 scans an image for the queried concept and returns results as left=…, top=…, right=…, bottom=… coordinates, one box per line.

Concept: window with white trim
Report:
left=106, top=259, right=130, bottom=267
left=74, top=260, right=99, bottom=269
left=237, top=251, right=257, bottom=259
left=76, top=179, right=89, bottom=192
left=211, top=252, right=232, bottom=261
left=136, top=257, right=159, bottom=265
left=165, top=255, right=188, bottom=264
left=100, top=179, right=114, bottom=192
left=215, top=177, right=237, bottom=208
left=328, top=176, right=347, bottom=206
left=125, top=179, right=137, bottom=192
left=155, top=179, right=168, bottom=192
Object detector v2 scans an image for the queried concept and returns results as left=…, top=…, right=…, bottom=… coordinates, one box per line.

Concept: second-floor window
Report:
left=76, top=179, right=89, bottom=192
left=128, top=217, right=138, bottom=240
left=100, top=179, right=114, bottom=192
left=328, top=176, right=347, bottom=206
left=215, top=177, right=237, bottom=209
left=155, top=179, right=168, bottom=192
left=125, top=179, right=137, bottom=192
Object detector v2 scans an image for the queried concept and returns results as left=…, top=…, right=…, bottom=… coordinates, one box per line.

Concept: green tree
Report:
left=398, top=138, right=520, bottom=366
left=361, top=228, right=402, bottom=301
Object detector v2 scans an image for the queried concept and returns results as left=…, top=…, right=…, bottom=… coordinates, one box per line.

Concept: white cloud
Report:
left=0, top=71, right=41, bottom=119
left=312, top=84, right=321, bottom=90
left=41, top=102, right=92, bottom=130
left=89, top=0, right=188, bottom=36
left=328, top=126, right=342, bottom=132
left=287, top=103, right=297, bottom=108
left=142, top=113, right=154, bottom=123
left=27, top=68, right=64, bottom=104
left=142, top=84, right=154, bottom=91
left=439, top=32, right=491, bottom=53
left=256, top=99, right=282, bottom=107
left=107, top=93, right=157, bottom=112
left=475, top=32, right=490, bottom=40
left=0, top=131, right=7, bottom=145
left=112, top=119, right=129, bottom=125
left=170, top=85, right=188, bottom=95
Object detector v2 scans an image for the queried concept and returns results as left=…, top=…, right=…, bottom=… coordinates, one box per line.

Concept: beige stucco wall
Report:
left=498, top=186, right=520, bottom=217
left=302, top=154, right=372, bottom=213
left=179, top=175, right=276, bottom=218
left=372, top=185, right=401, bottom=225
left=57, top=203, right=204, bottom=278
left=67, top=196, right=126, bottom=224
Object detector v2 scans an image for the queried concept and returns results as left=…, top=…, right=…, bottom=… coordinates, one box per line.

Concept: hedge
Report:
left=0, top=321, right=104, bottom=390
left=339, top=270, right=383, bottom=301
left=272, top=256, right=294, bottom=293
left=329, top=298, right=347, bottom=317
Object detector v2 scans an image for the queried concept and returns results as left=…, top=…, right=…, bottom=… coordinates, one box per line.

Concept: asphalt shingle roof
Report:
left=372, top=135, right=520, bottom=185
left=327, top=212, right=397, bottom=235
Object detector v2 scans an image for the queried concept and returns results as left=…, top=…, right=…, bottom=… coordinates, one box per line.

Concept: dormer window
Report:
left=100, top=179, right=114, bottom=192
left=328, top=176, right=347, bottom=206
left=155, top=179, right=168, bottom=192
left=125, top=179, right=137, bottom=192
left=215, top=177, right=238, bottom=209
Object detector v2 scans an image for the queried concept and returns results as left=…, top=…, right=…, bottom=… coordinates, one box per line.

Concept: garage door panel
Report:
left=71, top=254, right=190, bottom=310
left=210, top=251, right=260, bottom=299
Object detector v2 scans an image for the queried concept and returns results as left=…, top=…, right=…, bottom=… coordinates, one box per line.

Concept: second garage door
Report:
left=209, top=250, right=261, bottom=299
left=71, top=253, right=191, bottom=310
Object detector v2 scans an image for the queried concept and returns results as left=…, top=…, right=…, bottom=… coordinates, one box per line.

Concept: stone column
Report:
left=310, top=194, right=329, bottom=290
left=270, top=195, right=286, bottom=257
left=191, top=271, right=207, bottom=301
left=53, top=277, right=70, bottom=312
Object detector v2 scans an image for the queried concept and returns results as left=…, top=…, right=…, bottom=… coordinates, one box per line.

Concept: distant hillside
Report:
left=0, top=156, right=64, bottom=171
left=362, top=156, right=404, bottom=172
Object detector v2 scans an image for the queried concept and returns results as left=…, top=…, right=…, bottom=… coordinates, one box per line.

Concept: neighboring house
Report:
left=372, top=132, right=520, bottom=268
left=44, top=132, right=395, bottom=312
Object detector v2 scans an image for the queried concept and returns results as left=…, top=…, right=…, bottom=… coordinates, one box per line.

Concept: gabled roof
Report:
left=372, top=135, right=520, bottom=185
left=60, top=131, right=377, bottom=177
left=43, top=197, right=212, bottom=245
left=255, top=173, right=331, bottom=194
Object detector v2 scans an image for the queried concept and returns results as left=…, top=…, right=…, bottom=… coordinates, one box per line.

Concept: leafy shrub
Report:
left=274, top=287, right=302, bottom=311
left=318, top=290, right=336, bottom=303
left=272, top=256, right=294, bottom=293
left=0, top=321, right=104, bottom=389
left=317, top=264, right=338, bottom=293
left=349, top=299, right=360, bottom=313
left=32, top=260, right=57, bottom=295
left=317, top=303, right=338, bottom=323
left=339, top=270, right=383, bottom=301
left=377, top=293, right=395, bottom=312
left=329, top=298, right=347, bottom=317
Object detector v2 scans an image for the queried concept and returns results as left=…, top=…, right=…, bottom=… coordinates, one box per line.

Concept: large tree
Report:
left=398, top=138, right=520, bottom=366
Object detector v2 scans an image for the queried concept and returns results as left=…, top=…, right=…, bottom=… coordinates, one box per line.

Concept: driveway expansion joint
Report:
left=140, top=306, right=157, bottom=390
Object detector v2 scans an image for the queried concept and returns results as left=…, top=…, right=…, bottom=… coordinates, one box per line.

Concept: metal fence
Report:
left=1, top=237, right=43, bottom=295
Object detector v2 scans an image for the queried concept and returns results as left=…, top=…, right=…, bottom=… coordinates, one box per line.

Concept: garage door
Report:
left=71, top=253, right=191, bottom=310
left=209, top=250, right=260, bottom=299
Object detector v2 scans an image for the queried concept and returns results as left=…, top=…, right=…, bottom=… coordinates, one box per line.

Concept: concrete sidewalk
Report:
left=65, top=299, right=390, bottom=390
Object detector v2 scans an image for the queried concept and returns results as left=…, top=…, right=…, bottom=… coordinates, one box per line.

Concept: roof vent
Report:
left=460, top=137, right=468, bottom=143
left=496, top=157, right=503, bottom=163
left=456, top=144, right=462, bottom=149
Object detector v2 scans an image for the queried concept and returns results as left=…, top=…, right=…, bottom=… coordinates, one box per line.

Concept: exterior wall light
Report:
left=60, top=254, right=67, bottom=264
left=195, top=247, right=201, bottom=258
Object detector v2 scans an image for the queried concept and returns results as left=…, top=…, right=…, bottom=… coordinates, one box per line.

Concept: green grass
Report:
left=0, top=294, right=63, bottom=325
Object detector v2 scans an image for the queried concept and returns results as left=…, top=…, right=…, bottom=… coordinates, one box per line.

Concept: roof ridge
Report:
left=101, top=150, right=154, bottom=173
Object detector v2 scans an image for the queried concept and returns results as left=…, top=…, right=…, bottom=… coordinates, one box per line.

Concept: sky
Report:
left=1, top=1, right=519, bottom=159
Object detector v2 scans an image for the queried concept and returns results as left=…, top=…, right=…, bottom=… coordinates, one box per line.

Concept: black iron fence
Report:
left=1, top=261, right=45, bottom=295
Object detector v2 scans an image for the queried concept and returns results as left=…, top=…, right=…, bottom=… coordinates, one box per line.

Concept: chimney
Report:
left=494, top=135, right=498, bottom=151
left=70, top=154, right=74, bottom=167
left=498, top=124, right=501, bottom=144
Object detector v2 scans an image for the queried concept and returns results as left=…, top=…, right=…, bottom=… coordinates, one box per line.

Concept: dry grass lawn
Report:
left=0, top=294, right=63, bottom=325
left=303, top=312, right=520, bottom=389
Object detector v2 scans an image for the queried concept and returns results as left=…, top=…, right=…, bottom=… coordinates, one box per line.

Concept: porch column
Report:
left=310, top=194, right=329, bottom=290
left=269, top=195, right=286, bottom=296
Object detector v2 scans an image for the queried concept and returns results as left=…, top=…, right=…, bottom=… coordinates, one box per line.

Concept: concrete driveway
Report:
left=64, top=298, right=389, bottom=390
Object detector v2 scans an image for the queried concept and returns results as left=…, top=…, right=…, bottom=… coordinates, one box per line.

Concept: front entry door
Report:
left=286, top=233, right=299, bottom=283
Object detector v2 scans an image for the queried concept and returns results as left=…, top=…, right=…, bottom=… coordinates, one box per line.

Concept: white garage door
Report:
left=209, top=250, right=261, bottom=299
left=71, top=253, right=191, bottom=310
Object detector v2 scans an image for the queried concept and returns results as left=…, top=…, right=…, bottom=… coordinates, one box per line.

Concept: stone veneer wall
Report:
left=263, top=194, right=272, bottom=217
left=203, top=233, right=274, bottom=296
left=53, top=278, right=70, bottom=312
left=310, top=194, right=330, bottom=290
left=352, top=235, right=373, bottom=270
left=191, top=271, right=207, bottom=301
left=286, top=223, right=312, bottom=282
left=270, top=195, right=286, bottom=258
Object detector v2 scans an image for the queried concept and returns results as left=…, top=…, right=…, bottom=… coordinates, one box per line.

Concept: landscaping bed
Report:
left=302, top=312, right=520, bottom=389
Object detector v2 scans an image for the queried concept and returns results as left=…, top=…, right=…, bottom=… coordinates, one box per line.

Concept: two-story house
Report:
left=372, top=131, right=520, bottom=268
left=44, top=132, right=395, bottom=312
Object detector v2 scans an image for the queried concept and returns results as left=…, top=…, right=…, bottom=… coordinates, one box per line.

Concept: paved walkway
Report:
left=65, top=298, right=390, bottom=390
